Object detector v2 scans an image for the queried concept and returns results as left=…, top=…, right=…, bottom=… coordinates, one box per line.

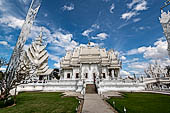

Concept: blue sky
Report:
left=0, top=0, right=169, bottom=76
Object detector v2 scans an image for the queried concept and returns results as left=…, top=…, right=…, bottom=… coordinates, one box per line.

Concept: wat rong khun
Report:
left=9, top=33, right=170, bottom=94
left=1, top=0, right=170, bottom=99
left=1, top=0, right=170, bottom=113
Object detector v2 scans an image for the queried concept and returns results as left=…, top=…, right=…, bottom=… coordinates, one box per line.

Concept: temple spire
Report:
left=35, top=28, right=43, bottom=45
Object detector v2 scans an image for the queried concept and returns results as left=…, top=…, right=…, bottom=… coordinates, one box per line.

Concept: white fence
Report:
left=97, top=80, right=146, bottom=94
left=17, top=80, right=84, bottom=93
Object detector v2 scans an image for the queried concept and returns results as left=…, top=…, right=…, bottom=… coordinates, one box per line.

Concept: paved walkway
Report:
left=82, top=94, right=114, bottom=113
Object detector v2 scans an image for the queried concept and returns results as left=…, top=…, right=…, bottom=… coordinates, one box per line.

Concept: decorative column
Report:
left=159, top=10, right=170, bottom=57
left=111, top=70, right=115, bottom=79
left=2, top=0, right=41, bottom=91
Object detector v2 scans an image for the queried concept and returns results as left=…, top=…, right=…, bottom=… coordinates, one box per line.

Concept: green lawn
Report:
left=0, top=92, right=79, bottom=113
left=107, top=93, right=170, bottom=113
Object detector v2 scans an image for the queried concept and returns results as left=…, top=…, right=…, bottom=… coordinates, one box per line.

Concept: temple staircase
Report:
left=86, top=84, right=97, bottom=94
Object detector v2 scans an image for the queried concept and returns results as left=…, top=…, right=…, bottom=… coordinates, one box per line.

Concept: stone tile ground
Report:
left=82, top=94, right=114, bottom=113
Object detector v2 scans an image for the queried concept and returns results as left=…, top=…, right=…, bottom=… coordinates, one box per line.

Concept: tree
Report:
left=0, top=57, right=7, bottom=99
left=52, top=68, right=60, bottom=80
left=0, top=51, right=37, bottom=105
left=0, top=71, right=3, bottom=80
left=0, top=0, right=41, bottom=106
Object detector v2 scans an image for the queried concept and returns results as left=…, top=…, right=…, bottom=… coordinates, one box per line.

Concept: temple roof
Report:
left=61, top=43, right=121, bottom=68
left=21, top=31, right=52, bottom=76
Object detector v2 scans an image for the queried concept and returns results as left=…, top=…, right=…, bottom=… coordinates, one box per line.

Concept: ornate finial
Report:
left=35, top=27, right=43, bottom=45
left=39, top=27, right=43, bottom=39
left=161, top=10, right=164, bottom=13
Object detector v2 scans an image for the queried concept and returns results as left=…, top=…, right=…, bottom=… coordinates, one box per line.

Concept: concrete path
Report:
left=82, top=94, right=114, bottom=113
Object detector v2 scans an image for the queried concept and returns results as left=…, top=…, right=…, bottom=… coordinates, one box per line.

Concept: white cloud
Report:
left=121, top=11, right=137, bottom=20
left=91, top=24, right=100, bottom=29
left=133, top=18, right=141, bottom=22
left=48, top=46, right=66, bottom=55
left=91, top=33, right=108, bottom=40
left=52, top=32, right=78, bottom=51
left=28, top=26, right=78, bottom=52
left=110, top=3, right=115, bottom=14
left=49, top=54, right=60, bottom=62
left=127, top=0, right=141, bottom=9
left=63, top=3, right=74, bottom=11
left=121, top=0, right=148, bottom=20
left=143, top=38, right=168, bottom=59
left=120, top=70, right=131, bottom=77
left=96, top=33, right=108, bottom=39
left=126, top=38, right=168, bottom=59
left=123, top=38, right=169, bottom=75
left=0, top=67, right=6, bottom=71
left=82, top=29, right=93, bottom=37
left=126, top=49, right=139, bottom=55
left=44, top=13, right=48, bottom=17
left=139, top=27, right=144, bottom=30
left=128, top=62, right=148, bottom=70
left=121, top=56, right=126, bottom=60
left=0, top=0, right=8, bottom=12
left=123, top=58, right=139, bottom=63
left=134, top=1, right=148, bottom=11
left=0, top=16, right=24, bottom=29
left=54, top=62, right=60, bottom=69
left=20, top=0, right=30, bottom=4
left=133, top=26, right=151, bottom=31
left=87, top=42, right=104, bottom=47
left=0, top=41, right=9, bottom=46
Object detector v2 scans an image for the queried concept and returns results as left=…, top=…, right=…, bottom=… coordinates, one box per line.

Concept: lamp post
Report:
left=112, top=101, right=115, bottom=108
left=124, top=106, right=127, bottom=113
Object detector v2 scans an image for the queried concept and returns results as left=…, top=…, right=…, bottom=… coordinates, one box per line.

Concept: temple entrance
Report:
left=86, top=84, right=97, bottom=94
left=85, top=73, right=97, bottom=93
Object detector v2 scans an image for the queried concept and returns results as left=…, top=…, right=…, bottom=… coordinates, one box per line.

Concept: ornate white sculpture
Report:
left=159, top=10, right=170, bottom=56
left=145, top=61, right=167, bottom=78
left=24, top=31, right=52, bottom=80
left=1, top=0, right=41, bottom=92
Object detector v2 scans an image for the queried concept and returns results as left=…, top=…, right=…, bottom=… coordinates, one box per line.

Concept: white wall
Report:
left=72, top=67, right=80, bottom=80
left=64, top=69, right=73, bottom=80
left=81, top=64, right=99, bottom=83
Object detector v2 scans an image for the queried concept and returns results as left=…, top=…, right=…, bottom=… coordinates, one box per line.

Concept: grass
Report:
left=107, top=92, right=170, bottom=113
left=0, top=92, right=79, bottom=113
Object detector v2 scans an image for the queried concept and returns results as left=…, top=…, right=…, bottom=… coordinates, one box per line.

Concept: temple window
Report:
left=103, top=73, right=106, bottom=78
left=67, top=73, right=71, bottom=78
left=76, top=73, right=79, bottom=78
left=85, top=73, right=88, bottom=78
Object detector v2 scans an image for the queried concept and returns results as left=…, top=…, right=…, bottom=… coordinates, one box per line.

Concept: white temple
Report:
left=17, top=43, right=149, bottom=94
left=23, top=31, right=53, bottom=80
left=60, top=43, right=121, bottom=83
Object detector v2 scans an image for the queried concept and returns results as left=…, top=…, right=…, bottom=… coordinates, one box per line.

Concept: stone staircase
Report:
left=86, top=84, right=97, bottom=94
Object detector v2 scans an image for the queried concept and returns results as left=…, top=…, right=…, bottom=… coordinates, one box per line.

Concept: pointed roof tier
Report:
left=61, top=43, right=122, bottom=69
left=25, top=31, right=52, bottom=76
